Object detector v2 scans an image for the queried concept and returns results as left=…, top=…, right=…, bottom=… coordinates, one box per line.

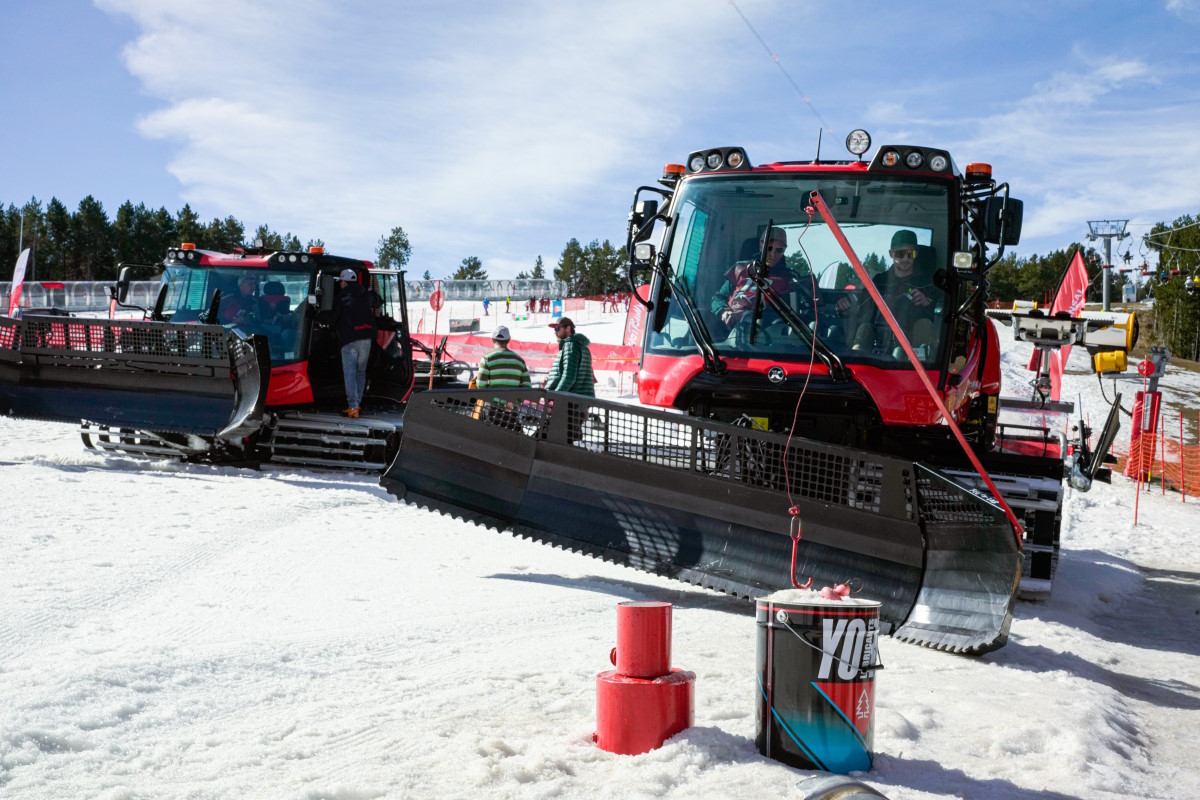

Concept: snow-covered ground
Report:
left=2, top=304, right=1199, bottom=799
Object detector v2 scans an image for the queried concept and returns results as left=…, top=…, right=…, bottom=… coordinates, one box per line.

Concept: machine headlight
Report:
left=706, top=151, right=724, bottom=169
left=726, top=149, right=745, bottom=169
left=689, top=155, right=706, bottom=172
left=904, top=150, right=924, bottom=169
left=845, top=129, right=871, bottom=156
left=929, top=154, right=948, bottom=172
left=881, top=150, right=900, bottom=167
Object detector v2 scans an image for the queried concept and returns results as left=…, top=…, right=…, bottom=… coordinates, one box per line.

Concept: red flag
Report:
left=1045, top=250, right=1089, bottom=401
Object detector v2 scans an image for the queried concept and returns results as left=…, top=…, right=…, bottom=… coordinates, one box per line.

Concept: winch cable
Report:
left=809, top=190, right=1026, bottom=545
left=779, top=215, right=821, bottom=588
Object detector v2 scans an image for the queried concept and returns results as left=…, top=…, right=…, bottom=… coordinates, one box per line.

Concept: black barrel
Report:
left=756, top=592, right=881, bottom=774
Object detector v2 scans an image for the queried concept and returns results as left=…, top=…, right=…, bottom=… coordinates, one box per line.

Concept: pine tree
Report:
left=375, top=226, right=412, bottom=270
left=43, top=198, right=73, bottom=280
left=203, top=216, right=245, bottom=251
left=454, top=256, right=487, bottom=280
left=862, top=252, right=887, bottom=277
left=555, top=238, right=584, bottom=293
left=71, top=196, right=114, bottom=280
left=253, top=225, right=285, bottom=250
left=532, top=254, right=545, bottom=279
left=176, top=204, right=202, bottom=246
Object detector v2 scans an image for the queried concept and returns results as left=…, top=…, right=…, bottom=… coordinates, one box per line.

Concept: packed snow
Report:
left=2, top=301, right=1199, bottom=799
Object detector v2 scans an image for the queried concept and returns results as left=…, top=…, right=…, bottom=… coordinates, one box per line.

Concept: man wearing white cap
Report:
left=328, top=268, right=378, bottom=418
left=476, top=326, right=531, bottom=388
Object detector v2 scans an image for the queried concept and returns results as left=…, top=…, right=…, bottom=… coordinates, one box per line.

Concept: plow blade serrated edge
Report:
left=382, top=389, right=1021, bottom=655
left=0, top=315, right=268, bottom=438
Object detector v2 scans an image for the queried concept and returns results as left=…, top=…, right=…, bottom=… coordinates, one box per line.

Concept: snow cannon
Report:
left=594, top=601, right=694, bottom=755
left=1123, top=347, right=1172, bottom=481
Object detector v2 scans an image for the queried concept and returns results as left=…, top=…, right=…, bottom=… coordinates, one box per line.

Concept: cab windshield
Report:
left=159, top=266, right=312, bottom=364
left=649, top=174, right=953, bottom=367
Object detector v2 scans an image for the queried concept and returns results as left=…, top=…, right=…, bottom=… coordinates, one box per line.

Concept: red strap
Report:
left=808, top=192, right=1025, bottom=545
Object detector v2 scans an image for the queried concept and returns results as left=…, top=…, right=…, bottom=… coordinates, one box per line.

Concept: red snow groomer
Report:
left=0, top=245, right=466, bottom=470
left=385, top=131, right=1111, bottom=654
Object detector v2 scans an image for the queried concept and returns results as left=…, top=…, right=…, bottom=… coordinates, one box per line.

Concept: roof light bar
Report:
left=868, top=145, right=956, bottom=175
left=684, top=147, right=752, bottom=174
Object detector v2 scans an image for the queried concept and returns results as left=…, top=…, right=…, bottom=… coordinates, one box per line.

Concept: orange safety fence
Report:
left=1113, top=410, right=1200, bottom=501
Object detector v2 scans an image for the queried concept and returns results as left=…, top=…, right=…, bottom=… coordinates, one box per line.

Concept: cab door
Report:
left=363, top=272, right=413, bottom=404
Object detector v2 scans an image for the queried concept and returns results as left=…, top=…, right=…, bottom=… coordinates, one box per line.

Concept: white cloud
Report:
left=95, top=0, right=755, bottom=273
left=1166, top=0, right=1199, bottom=19
left=946, top=57, right=1200, bottom=255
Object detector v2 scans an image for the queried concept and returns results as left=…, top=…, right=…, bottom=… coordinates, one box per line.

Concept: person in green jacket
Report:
left=544, top=317, right=595, bottom=396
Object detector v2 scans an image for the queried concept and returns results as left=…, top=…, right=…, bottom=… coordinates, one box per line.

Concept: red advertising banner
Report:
left=412, top=333, right=640, bottom=373
left=623, top=284, right=650, bottom=348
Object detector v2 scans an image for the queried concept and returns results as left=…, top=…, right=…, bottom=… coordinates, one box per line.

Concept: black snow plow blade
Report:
left=382, top=389, right=1022, bottom=655
left=0, top=314, right=267, bottom=438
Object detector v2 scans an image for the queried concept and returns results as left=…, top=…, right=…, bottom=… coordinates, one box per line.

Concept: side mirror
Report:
left=318, top=274, right=337, bottom=313
left=116, top=266, right=133, bottom=303
left=628, top=199, right=659, bottom=244
left=983, top=196, right=1023, bottom=246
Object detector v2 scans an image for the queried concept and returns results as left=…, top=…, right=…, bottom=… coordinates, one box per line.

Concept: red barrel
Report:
left=594, top=669, right=695, bottom=755
left=611, top=600, right=671, bottom=678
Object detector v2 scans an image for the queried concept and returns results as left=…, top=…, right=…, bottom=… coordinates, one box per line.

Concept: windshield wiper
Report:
left=644, top=212, right=724, bottom=375
left=744, top=223, right=850, bottom=381
left=665, top=269, right=725, bottom=375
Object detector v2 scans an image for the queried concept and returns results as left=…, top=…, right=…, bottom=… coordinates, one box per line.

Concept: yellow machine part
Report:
left=1093, top=350, right=1127, bottom=374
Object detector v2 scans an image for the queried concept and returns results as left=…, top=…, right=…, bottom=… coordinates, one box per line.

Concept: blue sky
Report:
left=3, top=1, right=1200, bottom=278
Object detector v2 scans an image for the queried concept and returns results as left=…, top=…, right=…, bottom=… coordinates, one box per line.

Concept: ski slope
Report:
left=2, top=303, right=1199, bottom=799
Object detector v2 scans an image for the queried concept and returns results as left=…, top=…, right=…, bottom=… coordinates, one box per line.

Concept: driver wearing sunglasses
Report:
left=711, top=227, right=811, bottom=330
left=852, top=229, right=940, bottom=355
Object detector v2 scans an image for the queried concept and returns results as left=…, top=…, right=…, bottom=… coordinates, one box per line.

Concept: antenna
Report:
left=814, top=128, right=823, bottom=164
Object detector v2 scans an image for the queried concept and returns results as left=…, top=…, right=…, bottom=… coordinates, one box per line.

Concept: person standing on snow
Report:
left=328, top=268, right=378, bottom=418
left=544, top=317, right=594, bottom=397
left=482, top=297, right=490, bottom=316
left=476, top=326, right=531, bottom=389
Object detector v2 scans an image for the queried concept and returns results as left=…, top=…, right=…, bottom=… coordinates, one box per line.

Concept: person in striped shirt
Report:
left=475, top=326, right=532, bottom=388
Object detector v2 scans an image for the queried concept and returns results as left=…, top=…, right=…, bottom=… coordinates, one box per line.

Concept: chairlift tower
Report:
left=1086, top=219, right=1129, bottom=311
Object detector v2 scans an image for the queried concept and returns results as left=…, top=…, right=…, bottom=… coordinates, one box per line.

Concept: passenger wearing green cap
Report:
left=852, top=229, right=941, bottom=357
